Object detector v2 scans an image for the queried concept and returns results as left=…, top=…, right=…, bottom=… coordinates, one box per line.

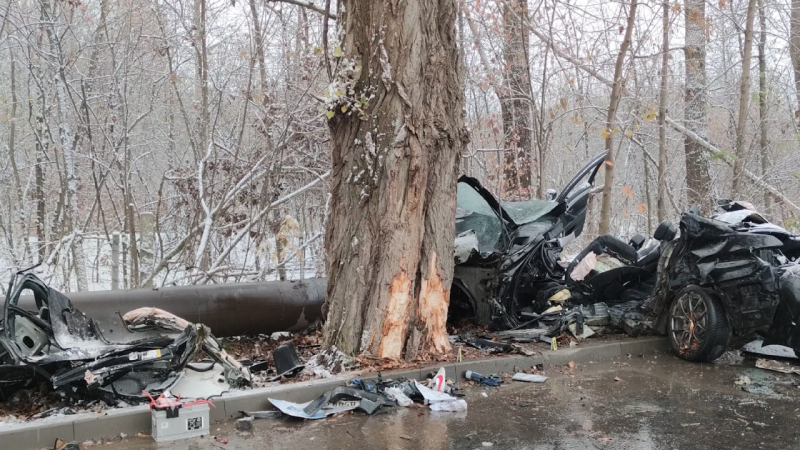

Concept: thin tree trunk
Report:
left=732, top=0, right=758, bottom=197
left=8, top=52, right=21, bottom=200
left=40, top=0, right=89, bottom=291
left=758, top=0, right=770, bottom=210
left=323, top=0, right=467, bottom=359
left=684, top=0, right=713, bottom=213
left=500, top=0, right=533, bottom=200
left=791, top=0, right=800, bottom=126
left=599, top=0, right=638, bottom=235
left=657, top=0, right=670, bottom=222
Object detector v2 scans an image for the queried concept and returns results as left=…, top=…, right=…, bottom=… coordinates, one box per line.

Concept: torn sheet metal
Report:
left=302, top=386, right=389, bottom=416
left=742, top=340, right=797, bottom=359
left=268, top=398, right=359, bottom=419
left=0, top=272, right=250, bottom=402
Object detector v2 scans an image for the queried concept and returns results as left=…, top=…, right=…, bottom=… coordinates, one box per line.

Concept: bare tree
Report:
left=684, top=0, right=713, bottom=213
left=500, top=0, right=533, bottom=200
left=757, top=0, right=770, bottom=210
left=657, top=0, right=670, bottom=222
left=732, top=0, right=758, bottom=197
left=599, top=0, right=638, bottom=235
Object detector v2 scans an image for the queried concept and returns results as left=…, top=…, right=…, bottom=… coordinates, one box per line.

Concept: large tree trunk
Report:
left=732, top=0, right=757, bottom=197
left=323, top=0, right=467, bottom=359
left=684, top=0, right=713, bottom=213
left=599, top=0, right=637, bottom=235
left=500, top=0, right=533, bottom=201
left=758, top=0, right=770, bottom=211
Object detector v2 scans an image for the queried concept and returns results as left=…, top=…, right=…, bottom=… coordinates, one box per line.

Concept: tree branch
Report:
left=265, top=0, right=336, bottom=19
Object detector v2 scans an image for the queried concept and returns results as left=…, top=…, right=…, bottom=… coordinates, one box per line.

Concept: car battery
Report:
left=146, top=391, right=213, bottom=442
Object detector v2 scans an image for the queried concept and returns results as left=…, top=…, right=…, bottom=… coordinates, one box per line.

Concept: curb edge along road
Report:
left=1, top=337, right=669, bottom=450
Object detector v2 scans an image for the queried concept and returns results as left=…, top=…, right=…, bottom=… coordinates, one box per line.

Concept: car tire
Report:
left=667, top=285, right=731, bottom=362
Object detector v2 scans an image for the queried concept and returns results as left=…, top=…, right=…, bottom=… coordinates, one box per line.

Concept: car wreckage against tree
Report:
left=450, top=152, right=800, bottom=362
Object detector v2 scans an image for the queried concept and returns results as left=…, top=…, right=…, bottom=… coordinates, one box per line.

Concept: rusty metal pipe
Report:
left=12, top=279, right=326, bottom=337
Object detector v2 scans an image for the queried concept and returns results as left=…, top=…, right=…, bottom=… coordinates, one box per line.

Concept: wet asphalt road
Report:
left=111, top=353, right=800, bottom=450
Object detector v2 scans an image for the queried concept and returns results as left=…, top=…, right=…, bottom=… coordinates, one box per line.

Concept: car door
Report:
left=556, top=152, right=607, bottom=240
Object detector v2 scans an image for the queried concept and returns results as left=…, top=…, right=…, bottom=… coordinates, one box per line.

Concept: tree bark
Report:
left=684, top=0, right=713, bottom=213
left=657, top=0, right=670, bottom=222
left=791, top=0, right=800, bottom=126
left=323, top=0, right=467, bottom=359
left=732, top=0, right=757, bottom=197
left=758, top=0, right=770, bottom=210
left=500, top=0, right=533, bottom=200
left=599, top=0, right=637, bottom=235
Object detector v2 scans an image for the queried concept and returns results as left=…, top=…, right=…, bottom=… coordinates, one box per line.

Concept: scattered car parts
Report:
left=0, top=272, right=251, bottom=402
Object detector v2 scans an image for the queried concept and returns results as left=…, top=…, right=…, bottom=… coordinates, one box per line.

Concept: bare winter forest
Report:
left=0, top=0, right=798, bottom=293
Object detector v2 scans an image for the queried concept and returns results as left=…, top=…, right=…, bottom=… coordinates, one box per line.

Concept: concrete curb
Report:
left=1, top=337, right=668, bottom=449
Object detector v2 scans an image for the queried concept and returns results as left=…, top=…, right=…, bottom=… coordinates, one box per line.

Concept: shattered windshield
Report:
left=456, top=182, right=504, bottom=253
left=500, top=199, right=557, bottom=225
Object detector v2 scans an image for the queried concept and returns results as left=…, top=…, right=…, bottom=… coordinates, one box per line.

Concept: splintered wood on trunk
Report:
left=323, top=0, right=467, bottom=359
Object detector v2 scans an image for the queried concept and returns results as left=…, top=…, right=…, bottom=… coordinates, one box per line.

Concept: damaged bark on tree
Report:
left=323, top=0, right=467, bottom=359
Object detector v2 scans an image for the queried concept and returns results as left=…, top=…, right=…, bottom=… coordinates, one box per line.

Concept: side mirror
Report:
left=546, top=189, right=558, bottom=201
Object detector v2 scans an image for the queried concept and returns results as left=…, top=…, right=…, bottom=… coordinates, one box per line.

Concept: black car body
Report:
left=645, top=211, right=800, bottom=361
left=450, top=153, right=606, bottom=329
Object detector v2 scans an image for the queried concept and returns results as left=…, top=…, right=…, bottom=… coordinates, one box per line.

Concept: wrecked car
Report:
left=643, top=211, right=800, bottom=362
left=450, top=152, right=606, bottom=329
left=564, top=219, right=678, bottom=306
left=0, top=272, right=250, bottom=403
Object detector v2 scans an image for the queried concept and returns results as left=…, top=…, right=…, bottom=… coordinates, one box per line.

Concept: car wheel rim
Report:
left=671, top=291, right=709, bottom=352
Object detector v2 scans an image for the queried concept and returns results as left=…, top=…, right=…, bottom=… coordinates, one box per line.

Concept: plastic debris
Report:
left=568, top=322, right=595, bottom=340
left=268, top=342, right=306, bottom=381
left=429, top=399, right=468, bottom=412
left=241, top=410, right=282, bottom=419
left=413, top=380, right=458, bottom=404
left=464, top=370, right=502, bottom=387
left=511, top=373, right=548, bottom=383
left=384, top=387, right=413, bottom=407
left=235, top=416, right=254, bottom=431
left=427, top=367, right=447, bottom=392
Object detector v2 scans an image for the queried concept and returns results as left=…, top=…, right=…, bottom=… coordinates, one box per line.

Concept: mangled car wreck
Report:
left=451, top=152, right=606, bottom=330
left=450, top=152, right=800, bottom=363
left=0, top=272, right=250, bottom=403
